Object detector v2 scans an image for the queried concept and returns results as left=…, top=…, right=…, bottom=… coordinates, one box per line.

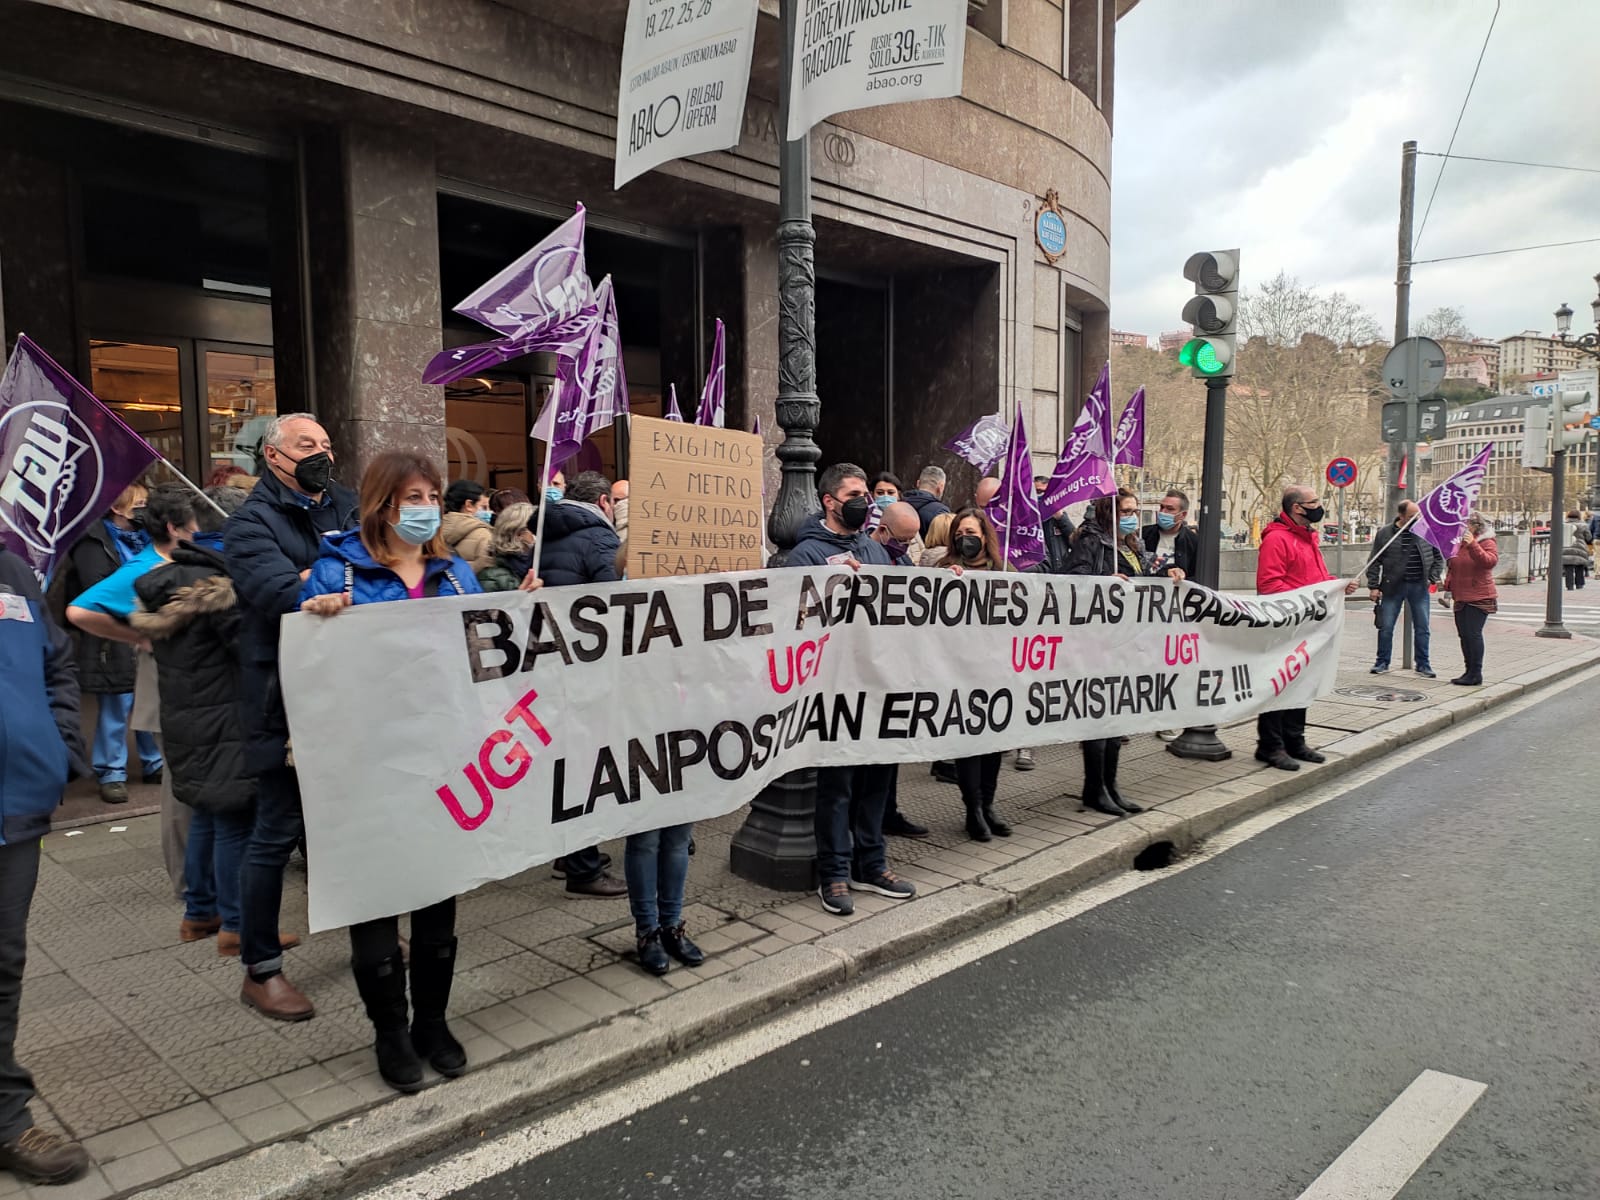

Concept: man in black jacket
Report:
left=1366, top=500, right=1443, bottom=678
left=0, top=546, right=91, bottom=1186
left=1142, top=490, right=1200, bottom=578
left=225, top=414, right=358, bottom=1021
left=532, top=472, right=628, bottom=897
left=901, top=466, right=953, bottom=537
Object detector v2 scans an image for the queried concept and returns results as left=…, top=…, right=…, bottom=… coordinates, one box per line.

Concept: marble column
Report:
left=302, top=124, right=445, bottom=475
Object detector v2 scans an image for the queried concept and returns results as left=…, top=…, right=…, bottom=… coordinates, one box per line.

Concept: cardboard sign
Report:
left=626, top=414, right=764, bottom=578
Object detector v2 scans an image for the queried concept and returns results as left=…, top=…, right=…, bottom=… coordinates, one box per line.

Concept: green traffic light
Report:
left=1179, top=337, right=1228, bottom=375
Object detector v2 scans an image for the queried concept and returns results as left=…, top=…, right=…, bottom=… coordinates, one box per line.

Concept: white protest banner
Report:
left=281, top=569, right=1345, bottom=931
left=615, top=0, right=760, bottom=189
left=786, top=0, right=967, bottom=141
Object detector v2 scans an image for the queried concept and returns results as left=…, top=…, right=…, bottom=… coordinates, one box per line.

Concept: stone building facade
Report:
left=0, top=0, right=1131, bottom=499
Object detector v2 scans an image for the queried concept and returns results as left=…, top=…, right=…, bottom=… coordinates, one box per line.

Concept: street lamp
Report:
left=1553, top=275, right=1600, bottom=503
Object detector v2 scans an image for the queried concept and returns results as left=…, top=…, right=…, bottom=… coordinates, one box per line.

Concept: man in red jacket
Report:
left=1255, top=484, right=1359, bottom=770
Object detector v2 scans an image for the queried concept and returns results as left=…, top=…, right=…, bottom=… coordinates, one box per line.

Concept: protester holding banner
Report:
left=870, top=500, right=923, bottom=567
left=0, top=541, right=93, bottom=1186
left=226, top=413, right=358, bottom=1023
left=295, top=450, right=482, bottom=1093
left=1256, top=484, right=1359, bottom=771
left=441, top=481, right=494, bottom=574
left=903, top=466, right=952, bottom=537
left=61, top=481, right=161, bottom=805
left=476, top=502, right=538, bottom=592
left=1143, top=490, right=1199, bottom=578
left=1440, top=513, right=1497, bottom=686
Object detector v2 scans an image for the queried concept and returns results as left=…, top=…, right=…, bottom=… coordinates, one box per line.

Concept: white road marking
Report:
left=1295, top=1069, right=1487, bottom=1200
left=356, top=666, right=1596, bottom=1199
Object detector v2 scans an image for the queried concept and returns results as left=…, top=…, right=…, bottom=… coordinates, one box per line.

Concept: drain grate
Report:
left=1133, top=841, right=1177, bottom=871
left=1334, top=684, right=1427, bottom=702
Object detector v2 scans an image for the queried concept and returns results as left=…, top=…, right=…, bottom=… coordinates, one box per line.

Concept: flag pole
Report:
left=156, top=455, right=228, bottom=519
left=530, top=381, right=559, bottom=580
left=1345, top=510, right=1419, bottom=586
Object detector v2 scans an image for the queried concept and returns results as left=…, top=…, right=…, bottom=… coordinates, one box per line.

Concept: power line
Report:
left=1414, top=0, right=1501, bottom=252
left=1417, top=151, right=1600, bottom=177
left=1410, top=236, right=1600, bottom=266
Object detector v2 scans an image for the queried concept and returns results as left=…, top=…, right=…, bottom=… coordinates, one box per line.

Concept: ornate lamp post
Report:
left=1553, top=277, right=1600, bottom=504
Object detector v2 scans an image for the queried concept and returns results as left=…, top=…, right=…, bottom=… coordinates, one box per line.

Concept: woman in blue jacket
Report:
left=299, top=451, right=482, bottom=1095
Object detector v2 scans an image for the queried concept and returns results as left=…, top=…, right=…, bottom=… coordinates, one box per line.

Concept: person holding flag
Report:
left=1440, top=512, right=1497, bottom=686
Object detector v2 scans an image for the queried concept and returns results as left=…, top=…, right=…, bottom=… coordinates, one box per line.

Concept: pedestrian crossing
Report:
left=1488, top=596, right=1600, bottom=638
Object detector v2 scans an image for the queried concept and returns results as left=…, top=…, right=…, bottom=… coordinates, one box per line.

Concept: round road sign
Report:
left=1326, top=457, right=1357, bottom=488
left=1382, top=337, right=1447, bottom=399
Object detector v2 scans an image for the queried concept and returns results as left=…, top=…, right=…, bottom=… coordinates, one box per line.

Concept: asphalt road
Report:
left=369, top=683, right=1599, bottom=1200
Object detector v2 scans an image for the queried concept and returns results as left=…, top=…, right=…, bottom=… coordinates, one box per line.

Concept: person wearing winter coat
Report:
left=225, top=413, right=358, bottom=1023
left=901, top=466, right=953, bottom=537
left=1257, top=485, right=1360, bottom=770
left=1067, top=490, right=1186, bottom=817
left=1440, top=512, right=1498, bottom=686
left=441, top=480, right=494, bottom=574
left=0, top=545, right=92, bottom=1187
left=475, top=502, right=537, bottom=592
left=59, top=481, right=161, bottom=803
left=130, top=486, right=299, bottom=959
left=1560, top=509, right=1592, bottom=591
left=535, top=472, right=623, bottom=588
left=299, top=451, right=481, bottom=1095
left=1365, top=500, right=1444, bottom=677
left=1142, top=490, right=1200, bottom=578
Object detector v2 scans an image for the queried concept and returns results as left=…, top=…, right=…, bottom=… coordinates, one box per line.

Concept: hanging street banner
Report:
left=786, top=0, right=968, bottom=140
left=626, top=414, right=764, bottom=578
left=0, top=334, right=159, bottom=584
left=281, top=570, right=1346, bottom=930
left=615, top=0, right=760, bottom=189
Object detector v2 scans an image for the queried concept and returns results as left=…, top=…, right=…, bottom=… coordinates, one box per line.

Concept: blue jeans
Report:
left=624, top=824, right=693, bottom=937
left=1375, top=580, right=1432, bottom=670
left=91, top=691, right=163, bottom=784
left=814, top=764, right=891, bottom=886
left=239, top=767, right=303, bottom=977
left=183, top=808, right=254, bottom=932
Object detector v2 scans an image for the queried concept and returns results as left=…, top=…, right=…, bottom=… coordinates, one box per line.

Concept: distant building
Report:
left=1498, top=332, right=1586, bottom=392
left=1111, top=329, right=1150, bottom=350
left=1444, top=354, right=1493, bottom=389
left=1421, top=394, right=1576, bottom=520
left=1438, top=336, right=1500, bottom=382
left=1157, top=328, right=1192, bottom=353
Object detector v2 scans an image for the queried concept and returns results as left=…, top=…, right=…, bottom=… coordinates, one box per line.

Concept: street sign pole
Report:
left=1337, top=488, right=1346, bottom=576
left=1537, top=447, right=1571, bottom=639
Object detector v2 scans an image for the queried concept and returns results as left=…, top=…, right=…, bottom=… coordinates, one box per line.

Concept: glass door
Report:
left=87, top=339, right=189, bottom=483
left=199, top=343, right=277, bottom=480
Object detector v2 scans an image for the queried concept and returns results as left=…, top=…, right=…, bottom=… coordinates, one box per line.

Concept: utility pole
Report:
left=1390, top=139, right=1418, bottom=669
left=1537, top=445, right=1571, bottom=638
left=729, top=0, right=822, bottom=889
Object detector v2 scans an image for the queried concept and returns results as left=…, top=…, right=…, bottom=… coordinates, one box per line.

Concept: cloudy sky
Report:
left=1109, top=0, right=1599, bottom=346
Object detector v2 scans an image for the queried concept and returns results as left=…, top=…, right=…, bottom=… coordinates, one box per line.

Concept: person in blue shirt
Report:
left=298, top=451, right=483, bottom=1096
left=59, top=481, right=159, bottom=803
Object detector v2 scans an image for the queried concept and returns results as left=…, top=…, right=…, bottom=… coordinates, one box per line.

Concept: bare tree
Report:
left=1415, top=305, right=1473, bottom=342
left=1237, top=271, right=1383, bottom=347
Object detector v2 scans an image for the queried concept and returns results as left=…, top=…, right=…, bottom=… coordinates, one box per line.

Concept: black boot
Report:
left=353, top=953, right=424, bottom=1094
left=1081, top=743, right=1122, bottom=817
left=660, top=923, right=705, bottom=966
left=980, top=768, right=1011, bottom=837
left=636, top=928, right=671, bottom=975
left=1103, top=742, right=1144, bottom=814
left=959, top=760, right=992, bottom=841
left=409, top=938, right=467, bottom=1078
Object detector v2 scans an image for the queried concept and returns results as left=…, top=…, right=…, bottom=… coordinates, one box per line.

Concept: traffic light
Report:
left=1521, top=404, right=1550, bottom=468
left=1179, top=249, right=1240, bottom=379
left=1553, top=389, right=1593, bottom=450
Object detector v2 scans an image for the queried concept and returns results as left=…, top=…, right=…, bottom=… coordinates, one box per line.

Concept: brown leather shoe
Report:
left=217, top=931, right=301, bottom=957
left=240, top=973, right=315, bottom=1021
left=0, top=1127, right=89, bottom=1184
left=178, top=916, right=222, bottom=942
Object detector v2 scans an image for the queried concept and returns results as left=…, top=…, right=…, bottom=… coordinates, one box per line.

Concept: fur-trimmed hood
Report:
left=130, top=572, right=237, bottom=640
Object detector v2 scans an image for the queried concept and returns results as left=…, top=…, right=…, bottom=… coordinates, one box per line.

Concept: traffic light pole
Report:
left=1168, top=375, right=1232, bottom=762
left=1537, top=447, right=1571, bottom=639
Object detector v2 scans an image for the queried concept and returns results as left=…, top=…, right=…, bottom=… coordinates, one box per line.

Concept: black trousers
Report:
left=1454, top=604, right=1489, bottom=677
left=0, top=838, right=41, bottom=1141
left=955, top=753, right=1002, bottom=810
left=1564, top=563, right=1588, bottom=590
left=1256, top=708, right=1308, bottom=755
left=349, top=898, right=456, bottom=970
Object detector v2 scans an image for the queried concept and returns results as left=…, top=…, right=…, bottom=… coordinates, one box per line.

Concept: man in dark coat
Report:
left=1365, top=499, right=1443, bottom=678
left=900, top=465, right=953, bottom=537
left=0, top=544, right=91, bottom=1186
left=224, top=414, right=357, bottom=1021
left=1035, top=475, right=1076, bottom=574
left=530, top=471, right=628, bottom=896
left=1142, top=489, right=1200, bottom=578
left=782, top=463, right=914, bottom=916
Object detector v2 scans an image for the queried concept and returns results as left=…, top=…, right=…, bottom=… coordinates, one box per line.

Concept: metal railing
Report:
left=1528, top=531, right=1550, bottom=581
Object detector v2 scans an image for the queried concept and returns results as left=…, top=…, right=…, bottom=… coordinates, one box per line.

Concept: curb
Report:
left=129, top=650, right=1600, bottom=1199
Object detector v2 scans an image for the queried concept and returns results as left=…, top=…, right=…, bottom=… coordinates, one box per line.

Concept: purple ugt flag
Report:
left=530, top=277, right=627, bottom=470
left=985, top=403, right=1045, bottom=571
left=1037, top=364, right=1117, bottom=519
left=665, top=383, right=684, bottom=422
left=423, top=205, right=598, bottom=386
left=695, top=319, right=727, bottom=427
left=1113, top=386, right=1145, bottom=468
left=0, top=334, right=159, bottom=583
left=945, top=413, right=1009, bottom=473
left=1413, top=443, right=1493, bottom=560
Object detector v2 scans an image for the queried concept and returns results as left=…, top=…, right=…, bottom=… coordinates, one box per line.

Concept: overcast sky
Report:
left=1109, top=0, right=1599, bottom=346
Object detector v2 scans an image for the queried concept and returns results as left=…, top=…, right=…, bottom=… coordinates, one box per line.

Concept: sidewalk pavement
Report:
left=9, top=615, right=1598, bottom=1200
